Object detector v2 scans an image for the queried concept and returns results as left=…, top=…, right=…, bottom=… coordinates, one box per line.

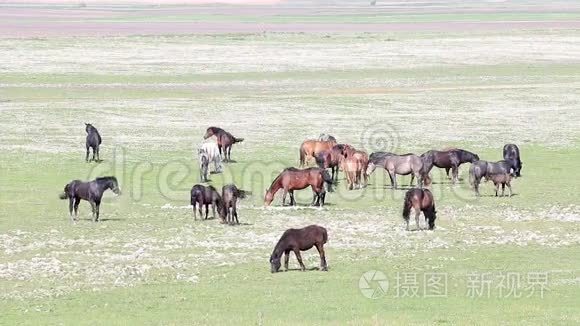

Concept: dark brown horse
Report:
left=503, top=144, right=522, bottom=177
left=85, top=123, right=102, bottom=162
left=315, top=144, right=346, bottom=181
left=222, top=184, right=250, bottom=225
left=59, top=176, right=121, bottom=222
left=420, top=149, right=479, bottom=183
left=402, top=188, right=437, bottom=231
left=203, top=127, right=244, bottom=162
left=299, top=139, right=337, bottom=167
left=264, top=168, right=333, bottom=206
left=190, top=184, right=226, bottom=222
left=270, top=225, right=328, bottom=273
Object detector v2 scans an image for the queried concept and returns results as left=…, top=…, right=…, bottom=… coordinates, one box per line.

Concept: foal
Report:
left=402, top=188, right=437, bottom=231
left=269, top=225, right=328, bottom=273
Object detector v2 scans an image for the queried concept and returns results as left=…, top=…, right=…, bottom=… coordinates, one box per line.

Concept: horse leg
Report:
left=284, top=250, right=291, bottom=271
left=495, top=183, right=499, bottom=197
left=212, top=201, right=216, bottom=219
left=415, top=209, right=422, bottom=230
left=205, top=204, right=209, bottom=220
left=85, top=145, right=90, bottom=162
left=501, top=183, right=506, bottom=197
left=233, top=204, right=239, bottom=224
left=95, top=146, right=100, bottom=162
left=73, top=198, right=81, bottom=221
left=228, top=146, right=232, bottom=162
left=95, top=202, right=100, bottom=222
left=218, top=144, right=223, bottom=160
left=289, top=191, right=296, bottom=206
left=451, top=166, right=458, bottom=184
left=410, top=174, right=415, bottom=187
left=293, top=250, right=306, bottom=271
left=192, top=201, right=197, bottom=220
left=392, top=173, right=398, bottom=190
left=507, top=181, right=513, bottom=197
left=320, top=191, right=326, bottom=207
left=445, top=167, right=450, bottom=179
left=91, top=146, right=96, bottom=162
left=315, top=243, right=328, bottom=271
left=282, top=189, right=288, bottom=206
left=311, top=190, right=317, bottom=206
left=68, top=198, right=75, bottom=222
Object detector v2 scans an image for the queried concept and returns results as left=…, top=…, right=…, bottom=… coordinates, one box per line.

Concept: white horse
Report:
left=199, top=142, right=222, bottom=175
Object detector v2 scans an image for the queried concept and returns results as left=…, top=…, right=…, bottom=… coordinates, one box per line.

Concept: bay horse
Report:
left=366, top=153, right=426, bottom=189
left=222, top=184, right=250, bottom=225
left=315, top=144, right=346, bottom=181
left=420, top=149, right=479, bottom=183
left=489, top=172, right=513, bottom=197
left=469, top=160, right=515, bottom=196
left=264, top=168, right=333, bottom=207
left=59, top=176, right=121, bottom=222
left=203, top=127, right=244, bottom=162
left=503, top=144, right=522, bottom=177
left=299, top=139, right=337, bottom=167
left=85, top=123, right=102, bottom=162
left=402, top=188, right=437, bottom=231
left=190, top=184, right=226, bottom=222
left=270, top=225, right=328, bottom=273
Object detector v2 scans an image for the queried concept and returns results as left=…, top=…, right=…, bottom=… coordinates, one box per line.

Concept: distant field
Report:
left=0, top=1, right=579, bottom=324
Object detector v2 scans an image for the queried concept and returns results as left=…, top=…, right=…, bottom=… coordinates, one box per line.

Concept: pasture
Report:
left=1, top=1, right=580, bottom=324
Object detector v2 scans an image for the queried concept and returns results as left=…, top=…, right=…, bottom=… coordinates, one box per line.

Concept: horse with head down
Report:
left=421, top=148, right=479, bottom=183
left=315, top=144, right=346, bottom=181
left=469, top=160, right=515, bottom=196
left=340, top=145, right=369, bottom=189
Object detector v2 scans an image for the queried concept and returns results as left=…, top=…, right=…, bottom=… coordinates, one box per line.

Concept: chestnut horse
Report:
left=203, top=127, right=244, bottom=162
left=299, top=139, right=337, bottom=167
left=341, top=145, right=369, bottom=189
left=402, top=188, right=437, bottom=231
left=264, top=168, right=333, bottom=206
left=270, top=225, right=328, bottom=273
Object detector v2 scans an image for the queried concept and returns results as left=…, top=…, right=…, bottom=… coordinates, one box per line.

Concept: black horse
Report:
left=85, top=123, right=102, bottom=162
left=59, top=176, right=121, bottom=222
left=503, top=144, right=522, bottom=177
left=421, top=149, right=479, bottom=183
left=469, top=160, right=514, bottom=196
left=190, top=184, right=226, bottom=222
left=269, top=225, right=328, bottom=273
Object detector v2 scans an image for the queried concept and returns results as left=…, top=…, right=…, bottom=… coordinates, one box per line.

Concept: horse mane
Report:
left=284, top=167, right=301, bottom=172
left=96, top=176, right=117, bottom=183
left=208, top=126, right=225, bottom=134
left=267, top=170, right=288, bottom=193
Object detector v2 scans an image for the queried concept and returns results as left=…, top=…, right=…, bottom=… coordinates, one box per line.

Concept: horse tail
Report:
left=321, top=227, right=328, bottom=244
left=233, top=137, right=244, bottom=143
left=236, top=188, right=250, bottom=199
left=402, top=190, right=413, bottom=222
left=59, top=184, right=71, bottom=199
left=299, top=144, right=306, bottom=167
left=322, top=169, right=334, bottom=192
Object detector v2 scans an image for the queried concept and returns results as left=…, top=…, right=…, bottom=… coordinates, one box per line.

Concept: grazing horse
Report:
left=199, top=142, right=223, bottom=175
left=299, top=139, right=337, bottom=167
left=503, top=144, right=522, bottom=177
left=85, top=123, right=102, bottom=162
left=315, top=145, right=346, bottom=181
left=469, top=160, right=514, bottom=196
left=270, top=225, right=328, bottom=273
left=402, top=188, right=437, bottom=231
left=222, top=184, right=250, bottom=225
left=366, top=153, right=426, bottom=189
left=421, top=149, right=479, bottom=183
left=203, top=127, right=244, bottom=162
left=264, top=168, right=333, bottom=207
left=190, top=184, right=226, bottom=222
left=59, top=176, right=121, bottom=222
left=318, top=133, right=337, bottom=142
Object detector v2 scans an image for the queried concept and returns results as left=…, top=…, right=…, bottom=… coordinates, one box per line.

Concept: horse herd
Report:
left=59, top=124, right=523, bottom=272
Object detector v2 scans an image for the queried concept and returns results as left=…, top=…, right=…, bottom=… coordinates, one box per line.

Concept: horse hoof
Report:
left=321, top=267, right=328, bottom=272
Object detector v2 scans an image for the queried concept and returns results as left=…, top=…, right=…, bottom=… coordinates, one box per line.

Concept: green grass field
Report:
left=1, top=3, right=580, bottom=325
